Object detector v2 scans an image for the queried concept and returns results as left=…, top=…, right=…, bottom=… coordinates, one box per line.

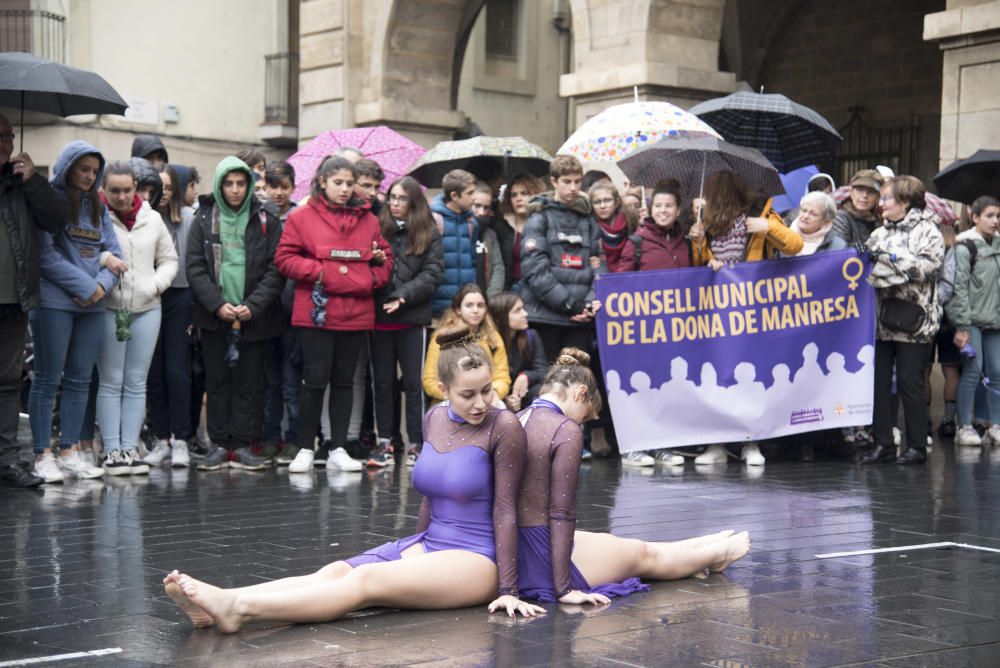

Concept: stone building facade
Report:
left=3, top=0, right=998, bottom=195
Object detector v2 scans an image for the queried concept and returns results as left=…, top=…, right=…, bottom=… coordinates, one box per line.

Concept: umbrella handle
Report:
left=19, top=91, right=24, bottom=154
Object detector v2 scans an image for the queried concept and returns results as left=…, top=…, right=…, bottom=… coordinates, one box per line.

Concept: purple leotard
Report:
left=516, top=399, right=648, bottom=602
left=345, top=404, right=526, bottom=596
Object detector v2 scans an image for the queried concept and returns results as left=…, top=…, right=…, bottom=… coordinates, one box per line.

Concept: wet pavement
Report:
left=2, top=439, right=1000, bottom=667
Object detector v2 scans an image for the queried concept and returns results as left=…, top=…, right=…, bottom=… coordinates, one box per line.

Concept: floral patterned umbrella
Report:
left=557, top=101, right=721, bottom=163
left=287, top=126, right=426, bottom=201
left=407, top=136, right=553, bottom=187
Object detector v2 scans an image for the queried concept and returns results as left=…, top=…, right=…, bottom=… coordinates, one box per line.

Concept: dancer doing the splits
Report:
left=164, top=326, right=544, bottom=632
left=516, top=348, right=752, bottom=604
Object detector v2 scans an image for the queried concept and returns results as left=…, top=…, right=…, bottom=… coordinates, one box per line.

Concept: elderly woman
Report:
left=863, top=176, right=944, bottom=466
left=788, top=192, right=847, bottom=256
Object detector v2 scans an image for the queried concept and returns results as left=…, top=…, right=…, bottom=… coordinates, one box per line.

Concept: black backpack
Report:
left=939, top=239, right=978, bottom=305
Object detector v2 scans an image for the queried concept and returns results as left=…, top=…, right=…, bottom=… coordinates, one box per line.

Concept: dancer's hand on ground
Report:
left=488, top=594, right=546, bottom=618
left=558, top=590, right=611, bottom=606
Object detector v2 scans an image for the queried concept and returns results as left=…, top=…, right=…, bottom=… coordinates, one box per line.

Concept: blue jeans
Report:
left=262, top=329, right=301, bottom=444
left=957, top=326, right=1000, bottom=426
left=28, top=308, right=105, bottom=452
left=96, top=307, right=161, bottom=451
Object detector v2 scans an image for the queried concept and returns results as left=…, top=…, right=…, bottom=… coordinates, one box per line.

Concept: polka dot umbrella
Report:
left=557, top=100, right=722, bottom=164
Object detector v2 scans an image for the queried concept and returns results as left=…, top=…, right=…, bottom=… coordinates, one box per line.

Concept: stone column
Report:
left=924, top=0, right=1000, bottom=169
left=560, top=0, right=737, bottom=127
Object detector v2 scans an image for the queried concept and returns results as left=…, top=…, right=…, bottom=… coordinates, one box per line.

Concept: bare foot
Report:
left=177, top=574, right=246, bottom=634
left=708, top=531, right=750, bottom=573
left=164, top=570, right=214, bottom=627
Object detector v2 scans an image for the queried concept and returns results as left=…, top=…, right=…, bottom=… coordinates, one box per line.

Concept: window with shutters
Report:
left=485, top=0, right=518, bottom=61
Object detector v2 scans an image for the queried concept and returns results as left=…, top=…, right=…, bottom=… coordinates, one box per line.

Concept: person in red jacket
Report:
left=587, top=179, right=637, bottom=273
left=617, top=184, right=692, bottom=272
left=274, top=156, right=393, bottom=473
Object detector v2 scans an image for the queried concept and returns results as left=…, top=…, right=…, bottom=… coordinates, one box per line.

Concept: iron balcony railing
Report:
left=264, top=52, right=299, bottom=125
left=0, top=10, right=66, bottom=63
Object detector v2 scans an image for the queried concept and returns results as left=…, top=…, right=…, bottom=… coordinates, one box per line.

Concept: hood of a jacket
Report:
left=882, top=206, right=938, bottom=233
left=130, top=157, right=162, bottom=208
left=213, top=156, right=254, bottom=215
left=50, top=140, right=106, bottom=195
left=131, top=134, right=169, bottom=162
left=429, top=193, right=472, bottom=222
left=172, top=164, right=193, bottom=197
left=526, top=192, right=592, bottom=216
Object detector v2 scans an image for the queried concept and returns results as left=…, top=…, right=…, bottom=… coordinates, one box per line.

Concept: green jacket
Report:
left=946, top=229, right=1000, bottom=331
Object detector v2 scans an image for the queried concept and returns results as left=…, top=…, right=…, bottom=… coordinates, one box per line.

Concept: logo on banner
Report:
left=790, top=408, right=824, bottom=425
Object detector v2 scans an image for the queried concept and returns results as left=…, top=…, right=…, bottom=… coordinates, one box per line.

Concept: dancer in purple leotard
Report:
left=163, top=326, right=545, bottom=632
left=516, top=348, right=752, bottom=605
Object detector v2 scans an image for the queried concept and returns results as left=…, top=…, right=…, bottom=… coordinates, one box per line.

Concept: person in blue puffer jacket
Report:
left=29, top=140, right=125, bottom=483
left=429, top=169, right=478, bottom=319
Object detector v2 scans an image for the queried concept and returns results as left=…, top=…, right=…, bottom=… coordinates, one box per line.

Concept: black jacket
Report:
left=131, top=134, right=168, bottom=162
left=520, top=193, right=605, bottom=327
left=186, top=194, right=285, bottom=341
left=0, top=165, right=68, bottom=311
left=493, top=216, right=518, bottom=291
left=375, top=222, right=444, bottom=327
left=507, top=328, right=548, bottom=387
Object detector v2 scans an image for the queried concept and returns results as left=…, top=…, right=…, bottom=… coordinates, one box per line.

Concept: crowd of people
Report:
left=1, top=108, right=998, bottom=490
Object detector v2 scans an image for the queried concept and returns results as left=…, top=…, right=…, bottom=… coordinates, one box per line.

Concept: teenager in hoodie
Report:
left=145, top=164, right=198, bottom=467
left=186, top=157, right=285, bottom=472
left=430, top=169, right=478, bottom=319
left=95, top=162, right=178, bottom=476
left=274, top=156, right=393, bottom=474
left=588, top=179, right=637, bottom=273
left=131, top=134, right=169, bottom=169
left=29, top=141, right=124, bottom=483
left=520, top=155, right=604, bottom=364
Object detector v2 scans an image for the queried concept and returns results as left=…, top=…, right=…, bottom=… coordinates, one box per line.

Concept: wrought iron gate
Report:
left=835, top=106, right=920, bottom=183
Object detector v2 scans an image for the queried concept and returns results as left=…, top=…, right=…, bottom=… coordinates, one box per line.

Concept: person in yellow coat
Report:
left=687, top=170, right=803, bottom=467
left=423, top=283, right=510, bottom=405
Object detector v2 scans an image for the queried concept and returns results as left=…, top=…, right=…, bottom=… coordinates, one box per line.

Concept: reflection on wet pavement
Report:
left=1, top=442, right=999, bottom=666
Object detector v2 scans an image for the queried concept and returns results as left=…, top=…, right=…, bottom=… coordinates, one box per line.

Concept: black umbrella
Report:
left=407, top=136, right=552, bottom=187
left=932, top=150, right=1000, bottom=204
left=0, top=52, right=128, bottom=151
left=688, top=92, right=841, bottom=173
left=618, top=136, right=785, bottom=201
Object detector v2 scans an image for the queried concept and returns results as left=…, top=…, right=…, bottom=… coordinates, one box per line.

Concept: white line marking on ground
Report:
left=0, top=648, right=122, bottom=666
left=815, top=541, right=1000, bottom=559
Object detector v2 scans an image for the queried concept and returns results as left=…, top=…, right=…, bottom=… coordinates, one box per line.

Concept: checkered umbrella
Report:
left=833, top=186, right=958, bottom=226
left=618, top=136, right=785, bottom=201
left=933, top=150, right=1000, bottom=204
left=688, top=92, right=841, bottom=173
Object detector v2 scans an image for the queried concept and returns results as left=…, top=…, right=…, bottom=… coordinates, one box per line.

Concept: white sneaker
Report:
left=741, top=443, right=765, bottom=466
left=144, top=440, right=172, bottom=466
left=329, top=447, right=363, bottom=472
left=79, top=448, right=98, bottom=467
left=956, top=426, right=983, bottom=446
left=170, top=440, right=190, bottom=468
left=987, top=425, right=1000, bottom=446
left=654, top=449, right=685, bottom=466
left=288, top=448, right=314, bottom=473
left=695, top=444, right=728, bottom=464
left=59, top=450, right=105, bottom=479
left=34, top=454, right=64, bottom=483
left=622, top=451, right=655, bottom=467
left=892, top=427, right=902, bottom=447
left=124, top=448, right=150, bottom=475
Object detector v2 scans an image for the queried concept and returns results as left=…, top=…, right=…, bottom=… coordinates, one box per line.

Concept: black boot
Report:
left=861, top=444, right=896, bottom=464
left=896, top=448, right=927, bottom=465
left=0, top=461, right=44, bottom=487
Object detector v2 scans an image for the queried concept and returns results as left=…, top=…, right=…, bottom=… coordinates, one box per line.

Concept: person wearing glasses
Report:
left=274, top=156, right=393, bottom=473
left=587, top=179, right=638, bottom=273
left=0, top=114, right=69, bottom=487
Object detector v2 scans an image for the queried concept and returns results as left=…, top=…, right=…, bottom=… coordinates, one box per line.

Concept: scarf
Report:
left=790, top=220, right=833, bottom=256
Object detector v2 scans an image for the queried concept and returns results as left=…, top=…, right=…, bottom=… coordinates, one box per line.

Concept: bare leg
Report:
left=571, top=531, right=750, bottom=586
left=661, top=530, right=734, bottom=549
left=174, top=549, right=497, bottom=633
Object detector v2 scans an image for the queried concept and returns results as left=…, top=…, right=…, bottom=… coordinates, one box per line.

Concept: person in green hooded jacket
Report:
left=946, top=195, right=1000, bottom=447
left=186, top=156, right=285, bottom=471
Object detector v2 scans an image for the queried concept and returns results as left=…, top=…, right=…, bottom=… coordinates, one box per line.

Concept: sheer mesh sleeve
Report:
left=548, top=420, right=583, bottom=598
left=491, top=409, right=527, bottom=597
left=415, top=497, right=431, bottom=533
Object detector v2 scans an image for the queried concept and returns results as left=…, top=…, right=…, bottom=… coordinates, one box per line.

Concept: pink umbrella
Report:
left=287, top=127, right=426, bottom=201
left=833, top=185, right=957, bottom=226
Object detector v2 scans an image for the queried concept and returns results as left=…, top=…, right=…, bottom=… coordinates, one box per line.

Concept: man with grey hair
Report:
left=334, top=146, right=363, bottom=163
left=0, top=112, right=68, bottom=486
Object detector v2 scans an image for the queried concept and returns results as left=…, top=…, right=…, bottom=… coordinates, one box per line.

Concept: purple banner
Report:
left=594, top=250, right=875, bottom=450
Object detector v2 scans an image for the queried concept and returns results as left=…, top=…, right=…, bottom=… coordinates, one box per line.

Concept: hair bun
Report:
left=556, top=347, right=590, bottom=367
left=437, top=325, right=476, bottom=350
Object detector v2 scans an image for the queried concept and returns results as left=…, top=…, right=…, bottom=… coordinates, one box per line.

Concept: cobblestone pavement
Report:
left=2, top=440, right=999, bottom=667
